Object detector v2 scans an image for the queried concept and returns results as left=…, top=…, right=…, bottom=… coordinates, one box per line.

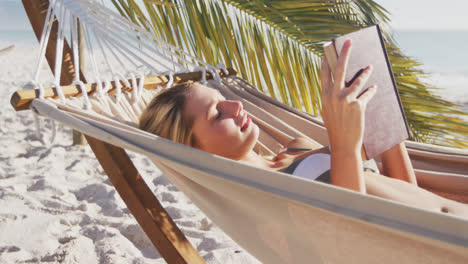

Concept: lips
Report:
left=240, top=114, right=251, bottom=132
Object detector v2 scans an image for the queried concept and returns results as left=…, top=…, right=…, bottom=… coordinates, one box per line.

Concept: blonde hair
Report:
left=139, top=82, right=196, bottom=146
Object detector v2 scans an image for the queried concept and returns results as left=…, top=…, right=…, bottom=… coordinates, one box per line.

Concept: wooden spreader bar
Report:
left=11, top=68, right=237, bottom=111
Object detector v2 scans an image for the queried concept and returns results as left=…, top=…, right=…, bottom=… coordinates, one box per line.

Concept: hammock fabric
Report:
left=28, top=76, right=468, bottom=264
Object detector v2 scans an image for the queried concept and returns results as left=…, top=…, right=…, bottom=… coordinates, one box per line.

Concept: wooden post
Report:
left=72, top=19, right=87, bottom=145
left=23, top=0, right=84, bottom=85
left=22, top=0, right=206, bottom=263
left=0, top=44, right=16, bottom=55
left=85, top=136, right=207, bottom=264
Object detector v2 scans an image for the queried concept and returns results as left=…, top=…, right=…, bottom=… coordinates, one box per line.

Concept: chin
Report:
left=246, top=122, right=260, bottom=149
left=251, top=122, right=260, bottom=140
left=231, top=123, right=260, bottom=160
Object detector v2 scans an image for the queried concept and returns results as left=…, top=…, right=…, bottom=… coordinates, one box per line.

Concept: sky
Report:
left=0, top=0, right=467, bottom=31
left=0, top=0, right=31, bottom=30
left=374, top=0, right=468, bottom=31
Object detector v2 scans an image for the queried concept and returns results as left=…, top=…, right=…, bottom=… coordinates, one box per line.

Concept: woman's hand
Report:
left=320, top=39, right=377, bottom=193
left=320, top=39, right=377, bottom=154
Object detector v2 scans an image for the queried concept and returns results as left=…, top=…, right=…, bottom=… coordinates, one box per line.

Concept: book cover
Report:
left=323, top=25, right=410, bottom=159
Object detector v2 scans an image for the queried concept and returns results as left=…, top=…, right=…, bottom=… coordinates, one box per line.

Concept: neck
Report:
left=239, top=150, right=276, bottom=169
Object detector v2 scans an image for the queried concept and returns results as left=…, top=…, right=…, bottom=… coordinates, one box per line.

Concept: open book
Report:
left=323, top=25, right=410, bottom=159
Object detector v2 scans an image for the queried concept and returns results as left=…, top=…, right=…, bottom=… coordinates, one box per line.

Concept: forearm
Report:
left=321, top=40, right=373, bottom=194
left=331, top=148, right=366, bottom=193
left=381, top=142, right=417, bottom=185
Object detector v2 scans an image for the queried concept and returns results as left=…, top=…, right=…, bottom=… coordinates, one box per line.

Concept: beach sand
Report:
left=0, top=43, right=260, bottom=263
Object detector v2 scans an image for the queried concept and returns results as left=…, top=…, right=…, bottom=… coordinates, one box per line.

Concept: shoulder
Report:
left=285, top=137, right=321, bottom=150
left=274, top=137, right=327, bottom=165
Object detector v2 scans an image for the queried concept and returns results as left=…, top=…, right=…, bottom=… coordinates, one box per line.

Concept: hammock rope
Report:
left=82, top=22, right=106, bottom=96
left=53, top=2, right=67, bottom=103
left=194, top=67, right=208, bottom=85
left=26, top=0, right=231, bottom=145
left=70, top=13, right=92, bottom=108
left=33, top=0, right=58, bottom=99
left=64, top=0, right=188, bottom=72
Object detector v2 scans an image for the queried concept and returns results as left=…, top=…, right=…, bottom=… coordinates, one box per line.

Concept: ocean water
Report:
left=392, top=31, right=468, bottom=114
left=2, top=29, right=467, bottom=113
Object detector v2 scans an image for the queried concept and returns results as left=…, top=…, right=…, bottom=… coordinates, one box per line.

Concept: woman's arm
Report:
left=381, top=142, right=417, bottom=185
left=320, top=39, right=377, bottom=193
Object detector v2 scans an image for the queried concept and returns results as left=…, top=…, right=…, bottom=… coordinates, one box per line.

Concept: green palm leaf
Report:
left=112, top=0, right=468, bottom=148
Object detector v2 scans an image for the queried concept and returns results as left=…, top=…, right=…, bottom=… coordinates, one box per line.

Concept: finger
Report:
left=321, top=54, right=331, bottom=95
left=345, top=65, right=373, bottom=99
left=357, top=85, right=377, bottom=108
left=333, top=39, right=352, bottom=91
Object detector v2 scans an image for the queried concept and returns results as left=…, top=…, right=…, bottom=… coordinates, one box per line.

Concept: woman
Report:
left=139, top=39, right=467, bottom=218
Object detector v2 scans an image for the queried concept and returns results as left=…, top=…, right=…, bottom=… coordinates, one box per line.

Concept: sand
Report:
left=0, top=43, right=260, bottom=263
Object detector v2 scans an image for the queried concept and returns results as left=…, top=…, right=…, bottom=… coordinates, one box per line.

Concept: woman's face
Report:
left=184, top=83, right=259, bottom=160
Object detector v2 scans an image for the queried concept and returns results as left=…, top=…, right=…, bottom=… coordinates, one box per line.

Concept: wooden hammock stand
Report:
left=13, top=1, right=236, bottom=263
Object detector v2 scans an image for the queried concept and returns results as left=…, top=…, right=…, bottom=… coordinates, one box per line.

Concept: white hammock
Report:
left=15, top=0, right=468, bottom=263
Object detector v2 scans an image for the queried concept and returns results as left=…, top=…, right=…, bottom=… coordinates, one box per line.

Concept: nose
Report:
left=223, top=100, right=243, bottom=117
